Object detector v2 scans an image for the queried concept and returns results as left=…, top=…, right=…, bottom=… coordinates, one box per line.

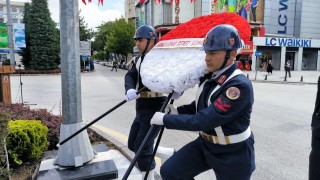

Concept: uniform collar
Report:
left=213, top=62, right=237, bottom=85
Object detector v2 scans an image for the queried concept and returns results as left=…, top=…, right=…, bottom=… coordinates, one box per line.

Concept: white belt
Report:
left=201, top=127, right=251, bottom=145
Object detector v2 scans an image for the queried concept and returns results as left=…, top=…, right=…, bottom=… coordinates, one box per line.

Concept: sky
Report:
left=15, top=0, right=125, bottom=30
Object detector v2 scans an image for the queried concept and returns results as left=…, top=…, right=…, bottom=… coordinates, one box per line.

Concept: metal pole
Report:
left=6, top=0, right=15, bottom=66
left=255, top=56, right=258, bottom=80
left=55, top=0, right=94, bottom=167
left=18, top=65, right=23, bottom=104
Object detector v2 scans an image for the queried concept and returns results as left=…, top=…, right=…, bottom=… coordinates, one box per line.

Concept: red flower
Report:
left=160, top=13, right=251, bottom=43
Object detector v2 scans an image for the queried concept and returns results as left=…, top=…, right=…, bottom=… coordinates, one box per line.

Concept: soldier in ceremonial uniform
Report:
left=124, top=25, right=167, bottom=179
left=150, top=24, right=255, bottom=180
left=309, top=76, right=320, bottom=180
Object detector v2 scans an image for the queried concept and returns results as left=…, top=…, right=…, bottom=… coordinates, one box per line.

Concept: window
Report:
left=163, top=2, right=172, bottom=24
left=12, top=19, right=18, bottom=23
left=0, top=7, right=3, bottom=16
left=19, top=8, right=25, bottom=13
left=11, top=7, right=18, bottom=13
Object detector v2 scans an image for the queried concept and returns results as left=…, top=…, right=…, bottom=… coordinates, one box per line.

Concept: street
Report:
left=10, top=64, right=316, bottom=180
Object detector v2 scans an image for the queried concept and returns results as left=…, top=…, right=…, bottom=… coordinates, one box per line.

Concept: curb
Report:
left=89, top=126, right=135, bottom=162
left=250, top=80, right=317, bottom=85
left=89, top=126, right=162, bottom=179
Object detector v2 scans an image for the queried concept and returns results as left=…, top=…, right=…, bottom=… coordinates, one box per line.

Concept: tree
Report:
left=104, top=18, right=135, bottom=60
left=28, top=0, right=60, bottom=70
left=79, top=11, right=94, bottom=41
left=92, top=21, right=115, bottom=52
left=19, top=2, right=32, bottom=69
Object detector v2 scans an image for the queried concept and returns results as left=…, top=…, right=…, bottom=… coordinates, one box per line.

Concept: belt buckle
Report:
left=202, top=133, right=212, bottom=143
left=140, top=92, right=148, bottom=98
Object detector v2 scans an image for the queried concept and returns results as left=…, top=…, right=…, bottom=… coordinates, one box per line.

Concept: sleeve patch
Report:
left=213, top=97, right=232, bottom=112
left=226, top=87, right=240, bottom=100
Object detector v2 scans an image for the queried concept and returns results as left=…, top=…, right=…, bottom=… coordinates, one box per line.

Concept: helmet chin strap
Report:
left=219, top=50, right=231, bottom=70
left=141, top=39, right=151, bottom=58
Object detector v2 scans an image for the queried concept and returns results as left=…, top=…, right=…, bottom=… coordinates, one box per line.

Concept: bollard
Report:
left=247, top=74, right=249, bottom=79
left=300, top=76, right=303, bottom=82
left=264, top=75, right=267, bottom=80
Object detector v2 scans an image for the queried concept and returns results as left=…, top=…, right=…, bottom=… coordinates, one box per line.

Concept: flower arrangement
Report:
left=140, top=13, right=251, bottom=94
left=160, top=13, right=251, bottom=43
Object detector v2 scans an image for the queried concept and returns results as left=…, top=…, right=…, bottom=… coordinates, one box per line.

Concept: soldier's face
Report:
left=205, top=50, right=236, bottom=72
left=135, top=38, right=155, bottom=53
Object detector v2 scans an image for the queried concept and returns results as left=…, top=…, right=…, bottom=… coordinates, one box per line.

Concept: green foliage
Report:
left=27, top=0, right=60, bottom=70
left=0, top=113, right=10, bottom=177
left=92, top=51, right=106, bottom=60
left=6, top=120, right=48, bottom=166
left=104, top=18, right=135, bottom=57
left=19, top=2, right=32, bottom=69
left=79, top=11, right=94, bottom=41
left=0, top=104, right=62, bottom=150
left=92, top=21, right=115, bottom=52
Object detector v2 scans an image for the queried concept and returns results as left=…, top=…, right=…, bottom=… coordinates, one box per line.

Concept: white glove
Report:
left=165, top=104, right=178, bottom=115
left=125, top=89, right=139, bottom=101
left=150, top=112, right=165, bottom=125
left=171, top=92, right=183, bottom=100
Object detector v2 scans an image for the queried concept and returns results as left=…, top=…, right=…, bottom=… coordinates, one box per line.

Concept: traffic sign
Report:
left=81, top=55, right=88, bottom=61
left=255, top=51, right=262, bottom=57
left=80, top=41, right=91, bottom=56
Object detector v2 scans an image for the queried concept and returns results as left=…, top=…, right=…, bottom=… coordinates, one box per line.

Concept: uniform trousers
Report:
left=309, top=134, right=320, bottom=180
left=160, top=136, right=255, bottom=180
left=128, top=119, right=161, bottom=171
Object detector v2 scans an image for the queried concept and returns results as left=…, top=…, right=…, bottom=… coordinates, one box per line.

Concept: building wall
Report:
left=153, top=1, right=163, bottom=26
left=125, top=0, right=136, bottom=22
left=0, top=1, right=24, bottom=24
left=264, top=0, right=297, bottom=36
left=194, top=0, right=210, bottom=17
left=172, top=1, right=194, bottom=24
left=300, top=0, right=320, bottom=39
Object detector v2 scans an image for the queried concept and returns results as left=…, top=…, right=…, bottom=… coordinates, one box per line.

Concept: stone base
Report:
left=37, top=144, right=118, bottom=180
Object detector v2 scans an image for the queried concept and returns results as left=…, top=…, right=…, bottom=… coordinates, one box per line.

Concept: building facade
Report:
left=253, top=0, right=320, bottom=71
left=125, top=0, right=136, bottom=24
left=124, top=0, right=320, bottom=71
left=0, top=0, right=25, bottom=63
left=0, top=1, right=24, bottom=24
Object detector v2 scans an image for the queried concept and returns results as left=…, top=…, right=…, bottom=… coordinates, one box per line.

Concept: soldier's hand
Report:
left=165, top=104, right=178, bottom=115
left=125, top=89, right=139, bottom=101
left=150, top=112, right=165, bottom=125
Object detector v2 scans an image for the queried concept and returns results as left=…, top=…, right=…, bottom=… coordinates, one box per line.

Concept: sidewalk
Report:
left=244, top=70, right=319, bottom=84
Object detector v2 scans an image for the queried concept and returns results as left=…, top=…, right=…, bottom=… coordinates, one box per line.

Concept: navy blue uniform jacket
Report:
left=125, top=58, right=166, bottom=123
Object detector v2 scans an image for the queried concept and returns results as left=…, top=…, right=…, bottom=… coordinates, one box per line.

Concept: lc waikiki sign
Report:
left=253, top=37, right=320, bottom=48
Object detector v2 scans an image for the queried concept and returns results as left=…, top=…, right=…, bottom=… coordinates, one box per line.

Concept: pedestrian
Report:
left=248, top=56, right=252, bottom=71
left=285, top=60, right=291, bottom=78
left=124, top=25, right=177, bottom=180
left=309, top=76, right=320, bottom=180
left=150, top=24, right=255, bottom=180
left=267, top=59, right=273, bottom=75
left=111, top=60, right=118, bottom=72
